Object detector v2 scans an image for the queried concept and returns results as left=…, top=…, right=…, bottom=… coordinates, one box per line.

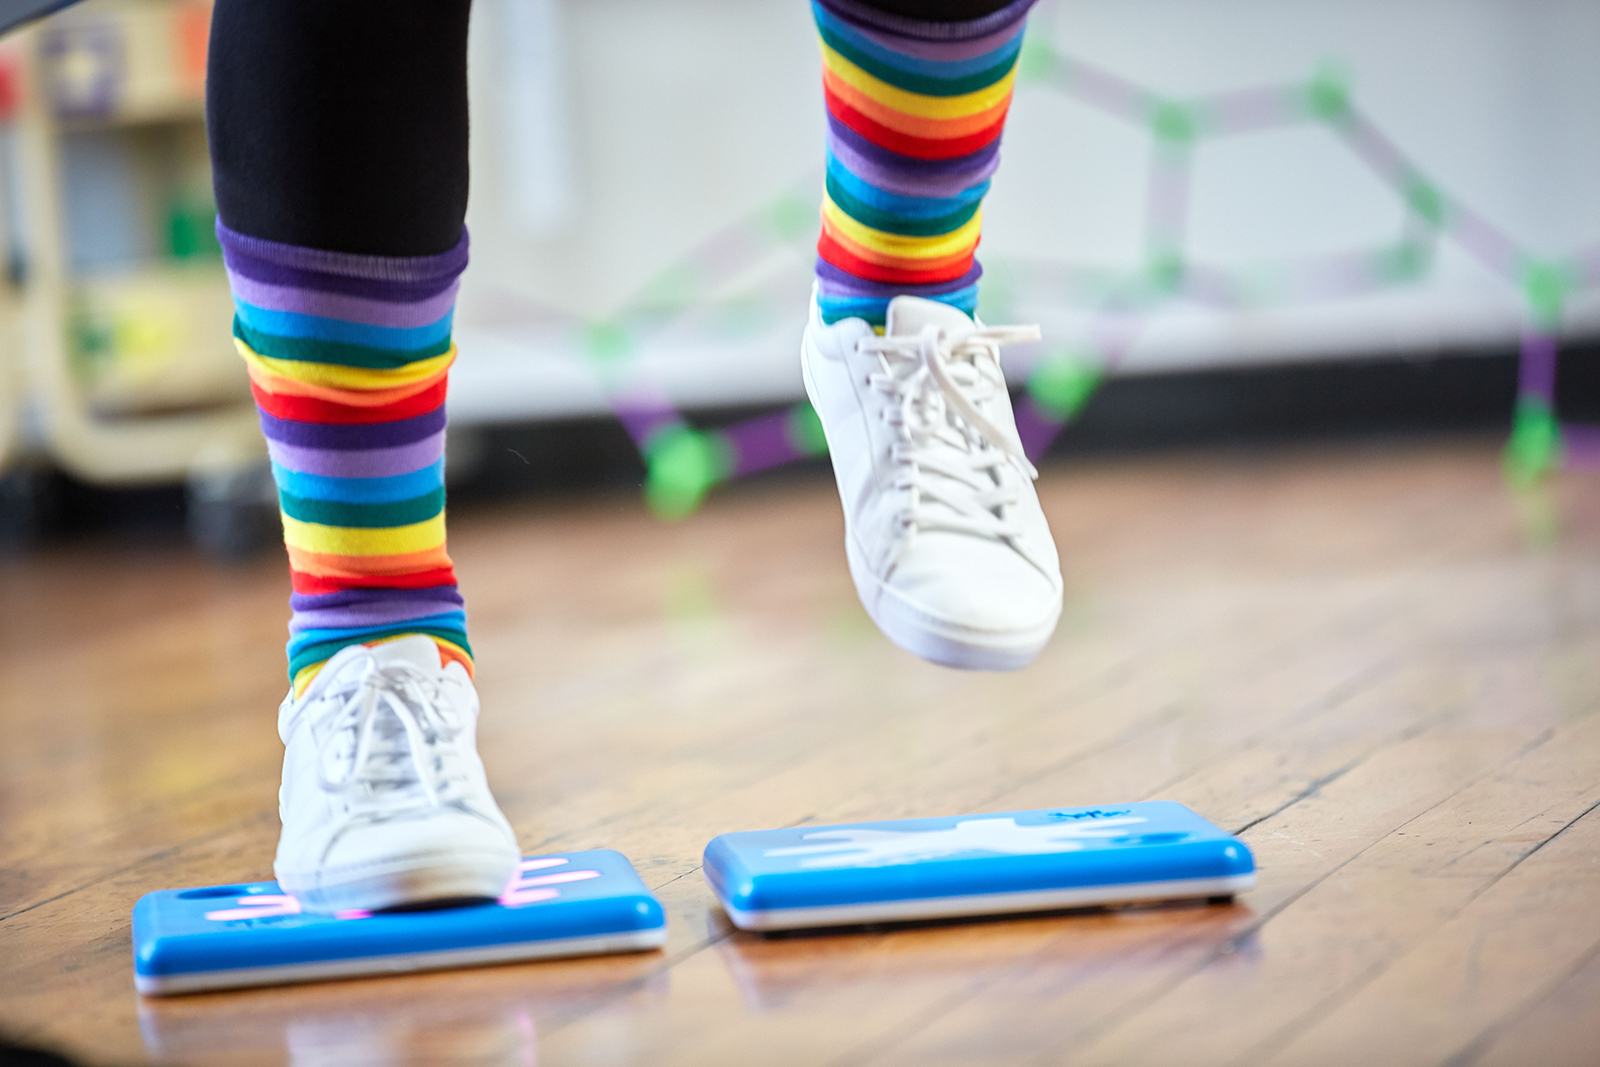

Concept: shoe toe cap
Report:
left=320, top=806, right=518, bottom=877
left=885, top=534, right=1061, bottom=634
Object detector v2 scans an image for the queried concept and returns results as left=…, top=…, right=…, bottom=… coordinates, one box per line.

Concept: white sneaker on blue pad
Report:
left=801, top=294, right=1063, bottom=670
left=274, top=635, right=520, bottom=915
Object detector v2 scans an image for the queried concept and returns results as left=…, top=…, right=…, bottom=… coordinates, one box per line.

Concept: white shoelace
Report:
left=311, top=654, right=471, bottom=817
left=860, top=321, right=1042, bottom=560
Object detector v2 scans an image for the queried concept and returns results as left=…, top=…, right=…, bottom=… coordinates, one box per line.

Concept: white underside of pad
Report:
left=718, top=874, right=1258, bottom=931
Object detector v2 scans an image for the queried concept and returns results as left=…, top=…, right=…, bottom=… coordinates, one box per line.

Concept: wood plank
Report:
left=1467, top=938, right=1600, bottom=1067
left=1260, top=804, right=1600, bottom=1066
left=5, top=440, right=1598, bottom=1067
left=1051, top=675, right=1600, bottom=1066
left=533, top=638, right=1598, bottom=1066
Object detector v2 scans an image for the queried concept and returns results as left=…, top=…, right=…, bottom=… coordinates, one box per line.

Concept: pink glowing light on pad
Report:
left=501, top=887, right=562, bottom=907
left=204, top=894, right=302, bottom=922
left=499, top=861, right=602, bottom=907
left=518, top=870, right=602, bottom=888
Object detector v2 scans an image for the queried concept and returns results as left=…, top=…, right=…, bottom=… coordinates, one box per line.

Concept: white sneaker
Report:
left=801, top=293, right=1063, bottom=670
left=274, top=635, right=520, bottom=914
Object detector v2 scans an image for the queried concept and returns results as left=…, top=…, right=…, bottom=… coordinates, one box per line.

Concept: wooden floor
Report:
left=4, top=436, right=1600, bottom=1067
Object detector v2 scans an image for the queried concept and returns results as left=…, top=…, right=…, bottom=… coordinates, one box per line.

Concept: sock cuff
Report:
left=815, top=0, right=1037, bottom=42
left=216, top=220, right=470, bottom=285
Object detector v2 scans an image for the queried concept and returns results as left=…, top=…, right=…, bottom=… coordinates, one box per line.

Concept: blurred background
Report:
left=1, top=0, right=1598, bottom=549
left=5, top=6, right=1600, bottom=1063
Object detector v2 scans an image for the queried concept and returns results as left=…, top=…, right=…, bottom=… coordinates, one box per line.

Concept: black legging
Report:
left=206, top=0, right=1019, bottom=258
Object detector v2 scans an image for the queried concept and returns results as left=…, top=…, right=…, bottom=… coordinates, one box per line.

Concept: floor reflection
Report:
left=714, top=898, right=1256, bottom=1013
left=137, top=951, right=668, bottom=1067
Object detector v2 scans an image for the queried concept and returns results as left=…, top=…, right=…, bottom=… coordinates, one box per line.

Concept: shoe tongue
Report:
left=368, top=634, right=444, bottom=673
left=885, top=296, right=974, bottom=338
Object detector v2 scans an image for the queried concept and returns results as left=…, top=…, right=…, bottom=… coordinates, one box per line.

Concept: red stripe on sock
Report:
left=290, top=567, right=460, bottom=595
left=817, top=231, right=977, bottom=286
left=824, top=84, right=1009, bottom=161
left=252, top=378, right=448, bottom=425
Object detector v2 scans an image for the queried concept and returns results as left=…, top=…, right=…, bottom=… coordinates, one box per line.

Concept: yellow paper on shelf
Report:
left=72, top=263, right=247, bottom=415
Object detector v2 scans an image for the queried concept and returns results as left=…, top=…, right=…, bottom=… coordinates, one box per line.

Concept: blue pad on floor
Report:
left=132, top=849, right=666, bottom=995
left=703, top=801, right=1254, bottom=931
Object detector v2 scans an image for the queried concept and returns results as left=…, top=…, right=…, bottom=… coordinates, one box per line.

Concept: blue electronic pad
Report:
left=132, top=849, right=667, bottom=995
left=703, top=801, right=1254, bottom=931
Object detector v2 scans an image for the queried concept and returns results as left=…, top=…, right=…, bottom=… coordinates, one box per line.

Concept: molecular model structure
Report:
left=581, top=33, right=1600, bottom=519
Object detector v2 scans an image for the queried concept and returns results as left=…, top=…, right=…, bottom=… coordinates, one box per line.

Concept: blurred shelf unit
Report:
left=0, top=53, right=20, bottom=472
left=2, top=0, right=262, bottom=493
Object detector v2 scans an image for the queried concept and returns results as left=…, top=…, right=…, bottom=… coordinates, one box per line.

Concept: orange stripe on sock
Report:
left=818, top=226, right=977, bottom=282
left=822, top=66, right=1012, bottom=142
left=246, top=362, right=451, bottom=407
left=824, top=83, right=1010, bottom=161
left=286, top=544, right=456, bottom=580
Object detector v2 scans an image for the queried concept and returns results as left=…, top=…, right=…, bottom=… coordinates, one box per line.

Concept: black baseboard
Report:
left=456, top=340, right=1600, bottom=499
left=1049, top=349, right=1534, bottom=455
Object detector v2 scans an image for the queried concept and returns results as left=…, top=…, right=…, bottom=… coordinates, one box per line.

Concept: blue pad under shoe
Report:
left=132, top=849, right=666, bottom=995
left=703, top=801, right=1254, bottom=931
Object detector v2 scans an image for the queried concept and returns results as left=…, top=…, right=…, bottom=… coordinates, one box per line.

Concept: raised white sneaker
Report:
left=801, top=293, right=1063, bottom=670
left=274, top=634, right=520, bottom=914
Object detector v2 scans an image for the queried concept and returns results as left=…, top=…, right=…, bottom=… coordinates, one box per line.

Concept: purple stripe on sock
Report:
left=288, top=600, right=463, bottom=633
left=291, top=587, right=464, bottom=612
left=829, top=127, right=1000, bottom=199
left=817, top=0, right=1036, bottom=45
left=267, top=431, right=445, bottom=478
left=217, top=221, right=469, bottom=283
left=223, top=249, right=458, bottom=304
left=259, top=405, right=446, bottom=450
left=819, top=1, right=1031, bottom=60
left=816, top=259, right=982, bottom=299
left=227, top=271, right=460, bottom=329
left=828, top=114, right=1002, bottom=179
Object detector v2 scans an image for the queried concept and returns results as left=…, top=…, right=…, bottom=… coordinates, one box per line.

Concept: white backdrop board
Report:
left=450, top=0, right=1600, bottom=425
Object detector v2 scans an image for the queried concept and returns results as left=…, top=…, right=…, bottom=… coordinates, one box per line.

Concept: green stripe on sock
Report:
left=278, top=488, right=446, bottom=529
left=288, top=627, right=472, bottom=680
left=825, top=173, right=980, bottom=238
left=235, top=317, right=451, bottom=370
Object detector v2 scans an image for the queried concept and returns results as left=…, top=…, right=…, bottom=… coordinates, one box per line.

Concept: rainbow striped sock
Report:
left=812, top=0, right=1037, bottom=327
left=219, top=222, right=472, bottom=697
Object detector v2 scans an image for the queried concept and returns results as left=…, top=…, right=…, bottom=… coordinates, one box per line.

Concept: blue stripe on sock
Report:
left=287, top=611, right=470, bottom=654
left=827, top=151, right=990, bottom=217
left=819, top=286, right=979, bottom=326
left=271, top=460, right=445, bottom=504
left=234, top=300, right=454, bottom=350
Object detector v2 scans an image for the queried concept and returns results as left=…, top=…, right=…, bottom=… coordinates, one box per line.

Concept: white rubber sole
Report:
left=802, top=336, right=1061, bottom=672
left=277, top=848, right=521, bottom=916
left=717, top=873, right=1257, bottom=931
left=844, top=535, right=1059, bottom=670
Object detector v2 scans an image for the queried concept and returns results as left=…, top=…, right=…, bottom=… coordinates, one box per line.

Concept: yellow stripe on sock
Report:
left=819, top=39, right=1017, bottom=120
left=822, top=194, right=983, bottom=260
left=235, top=338, right=456, bottom=392
left=280, top=512, right=448, bottom=557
